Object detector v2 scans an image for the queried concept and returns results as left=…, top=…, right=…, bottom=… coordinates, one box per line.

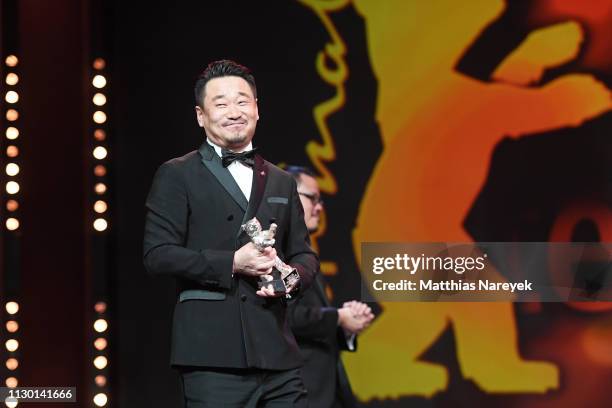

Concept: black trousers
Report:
left=179, top=367, right=309, bottom=408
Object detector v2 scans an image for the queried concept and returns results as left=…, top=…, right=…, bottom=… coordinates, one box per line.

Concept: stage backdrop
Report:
left=112, top=1, right=611, bottom=407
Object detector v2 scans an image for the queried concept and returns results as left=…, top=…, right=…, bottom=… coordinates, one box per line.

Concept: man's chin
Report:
left=224, top=132, right=251, bottom=147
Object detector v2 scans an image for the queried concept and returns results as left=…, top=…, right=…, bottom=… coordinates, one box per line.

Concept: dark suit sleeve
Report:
left=289, top=302, right=339, bottom=341
left=284, top=177, right=317, bottom=291
left=143, top=162, right=233, bottom=289
left=289, top=298, right=357, bottom=351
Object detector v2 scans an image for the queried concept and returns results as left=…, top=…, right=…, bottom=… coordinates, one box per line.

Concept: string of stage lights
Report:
left=89, top=57, right=110, bottom=408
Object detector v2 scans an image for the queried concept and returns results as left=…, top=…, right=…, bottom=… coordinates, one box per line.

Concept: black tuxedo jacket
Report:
left=288, top=274, right=357, bottom=407
left=143, top=142, right=318, bottom=370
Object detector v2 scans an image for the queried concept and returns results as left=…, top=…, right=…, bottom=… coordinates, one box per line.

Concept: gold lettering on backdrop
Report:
left=298, top=0, right=350, bottom=284
left=298, top=0, right=350, bottom=194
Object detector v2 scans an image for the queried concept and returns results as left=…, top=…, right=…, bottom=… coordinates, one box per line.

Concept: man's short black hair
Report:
left=285, top=165, right=316, bottom=184
left=194, top=59, right=257, bottom=107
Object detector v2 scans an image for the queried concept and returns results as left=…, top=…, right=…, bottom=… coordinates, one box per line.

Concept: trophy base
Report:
left=259, top=268, right=287, bottom=295
left=258, top=278, right=287, bottom=295
left=258, top=268, right=301, bottom=296
left=282, top=269, right=300, bottom=289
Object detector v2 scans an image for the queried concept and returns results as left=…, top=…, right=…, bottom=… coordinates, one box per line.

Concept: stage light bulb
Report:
left=5, top=91, right=18, bottom=103
left=93, top=111, right=107, bottom=124
left=6, top=163, right=19, bottom=176
left=94, top=301, right=107, bottom=313
left=94, top=183, right=107, bottom=194
left=94, top=165, right=107, bottom=177
left=5, top=55, right=18, bottom=67
left=92, top=75, right=107, bottom=88
left=93, top=218, right=108, bottom=232
left=6, top=146, right=18, bottom=158
left=6, top=109, right=18, bottom=121
left=6, top=182, right=20, bottom=194
left=94, top=129, right=106, bottom=141
left=5, top=358, right=18, bottom=370
left=6, top=127, right=19, bottom=140
left=5, top=340, right=18, bottom=352
left=93, top=58, right=106, bottom=70
left=93, top=392, right=108, bottom=406
left=5, top=377, right=18, bottom=388
left=6, top=200, right=19, bottom=212
left=93, top=356, right=108, bottom=370
left=5, top=73, right=18, bottom=85
left=94, top=319, right=108, bottom=333
left=5, top=302, right=19, bottom=315
left=94, top=200, right=108, bottom=213
left=93, top=146, right=108, bottom=160
left=95, top=375, right=107, bottom=387
left=5, top=399, right=18, bottom=407
left=93, top=93, right=107, bottom=106
left=6, top=218, right=19, bottom=231
left=94, top=338, right=108, bottom=351
left=6, top=321, right=18, bottom=333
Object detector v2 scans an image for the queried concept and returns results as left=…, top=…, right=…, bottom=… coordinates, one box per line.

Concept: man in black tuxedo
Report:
left=143, top=60, right=318, bottom=407
left=286, top=166, right=374, bottom=408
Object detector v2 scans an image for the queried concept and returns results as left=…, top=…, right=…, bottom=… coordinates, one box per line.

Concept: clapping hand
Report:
left=338, top=300, right=375, bottom=334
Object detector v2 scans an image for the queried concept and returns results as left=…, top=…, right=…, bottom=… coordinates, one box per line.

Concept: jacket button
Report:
left=227, top=214, right=234, bottom=221
left=240, top=294, right=247, bottom=301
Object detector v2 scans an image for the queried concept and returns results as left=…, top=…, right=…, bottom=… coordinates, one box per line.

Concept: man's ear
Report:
left=195, top=105, right=204, bottom=127
left=255, top=98, right=259, bottom=121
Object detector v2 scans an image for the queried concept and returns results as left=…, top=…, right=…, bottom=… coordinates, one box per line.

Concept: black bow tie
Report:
left=221, top=148, right=257, bottom=168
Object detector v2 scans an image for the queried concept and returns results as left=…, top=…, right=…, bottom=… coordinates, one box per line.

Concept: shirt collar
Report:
left=206, top=139, right=253, bottom=158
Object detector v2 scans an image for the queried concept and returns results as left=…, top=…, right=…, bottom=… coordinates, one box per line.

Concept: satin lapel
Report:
left=241, top=154, right=267, bottom=225
left=198, top=143, right=248, bottom=212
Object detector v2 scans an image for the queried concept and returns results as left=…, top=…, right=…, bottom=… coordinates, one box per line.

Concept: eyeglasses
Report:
left=298, top=192, right=324, bottom=206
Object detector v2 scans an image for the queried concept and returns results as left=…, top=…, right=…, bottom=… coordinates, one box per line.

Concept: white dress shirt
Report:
left=346, top=332, right=356, bottom=351
left=207, top=139, right=253, bottom=201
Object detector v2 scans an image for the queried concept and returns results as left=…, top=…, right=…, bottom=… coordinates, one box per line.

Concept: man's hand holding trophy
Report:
left=237, top=217, right=300, bottom=298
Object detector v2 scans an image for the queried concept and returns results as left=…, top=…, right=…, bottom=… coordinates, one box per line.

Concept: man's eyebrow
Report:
left=211, top=93, right=252, bottom=101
